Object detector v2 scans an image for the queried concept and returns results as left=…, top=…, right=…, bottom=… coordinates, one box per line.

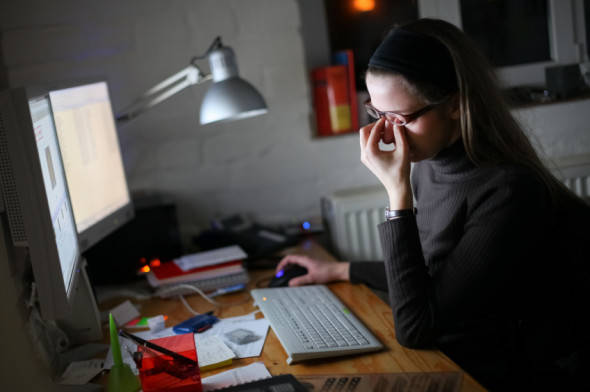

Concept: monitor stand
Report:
left=58, top=258, right=103, bottom=344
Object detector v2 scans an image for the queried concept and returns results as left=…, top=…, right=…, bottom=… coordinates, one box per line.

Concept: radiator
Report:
left=550, top=153, right=590, bottom=201
left=321, top=185, right=388, bottom=262
left=321, top=155, right=590, bottom=262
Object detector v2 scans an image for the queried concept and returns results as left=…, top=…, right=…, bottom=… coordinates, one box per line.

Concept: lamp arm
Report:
left=116, top=64, right=212, bottom=123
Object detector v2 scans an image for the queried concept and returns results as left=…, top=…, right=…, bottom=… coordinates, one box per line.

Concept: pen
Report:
left=118, top=330, right=197, bottom=366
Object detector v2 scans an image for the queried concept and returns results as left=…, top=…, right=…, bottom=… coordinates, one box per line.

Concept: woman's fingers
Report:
left=366, top=118, right=385, bottom=155
left=289, top=273, right=313, bottom=287
left=392, top=124, right=409, bottom=157
left=275, top=254, right=303, bottom=273
left=359, top=123, right=372, bottom=156
left=382, top=120, right=395, bottom=144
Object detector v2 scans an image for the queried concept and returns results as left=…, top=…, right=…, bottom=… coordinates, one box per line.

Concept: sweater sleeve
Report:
left=380, top=174, right=548, bottom=349
left=349, top=261, right=387, bottom=290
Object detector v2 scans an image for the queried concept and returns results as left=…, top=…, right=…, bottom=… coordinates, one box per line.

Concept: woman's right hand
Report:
left=275, top=254, right=350, bottom=287
left=359, top=118, right=413, bottom=210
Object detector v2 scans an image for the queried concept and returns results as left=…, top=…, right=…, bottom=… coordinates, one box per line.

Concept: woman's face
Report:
left=365, top=72, right=460, bottom=162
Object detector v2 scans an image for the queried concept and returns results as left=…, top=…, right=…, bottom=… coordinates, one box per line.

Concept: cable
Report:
left=157, top=284, right=221, bottom=306
left=178, top=294, right=205, bottom=316
left=157, top=283, right=252, bottom=315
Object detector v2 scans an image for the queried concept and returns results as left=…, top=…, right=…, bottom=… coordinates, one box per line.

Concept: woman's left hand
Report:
left=359, top=118, right=413, bottom=209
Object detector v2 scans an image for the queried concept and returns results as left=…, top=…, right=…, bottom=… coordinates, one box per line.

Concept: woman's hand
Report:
left=359, top=118, right=413, bottom=209
left=275, top=254, right=350, bottom=287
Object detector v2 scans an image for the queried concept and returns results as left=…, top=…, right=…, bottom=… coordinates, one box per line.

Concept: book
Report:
left=146, top=245, right=248, bottom=288
left=174, top=245, right=247, bottom=272
left=150, top=270, right=250, bottom=296
left=149, top=260, right=244, bottom=285
left=332, top=49, right=359, bottom=132
left=311, top=65, right=352, bottom=136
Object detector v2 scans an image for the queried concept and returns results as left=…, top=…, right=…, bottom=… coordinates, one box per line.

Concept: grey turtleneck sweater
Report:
left=349, top=140, right=589, bottom=389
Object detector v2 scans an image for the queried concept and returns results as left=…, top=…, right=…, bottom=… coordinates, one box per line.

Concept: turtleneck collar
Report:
left=427, top=139, right=475, bottom=174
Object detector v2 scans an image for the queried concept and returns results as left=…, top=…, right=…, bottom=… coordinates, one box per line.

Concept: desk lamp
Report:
left=116, top=36, right=267, bottom=125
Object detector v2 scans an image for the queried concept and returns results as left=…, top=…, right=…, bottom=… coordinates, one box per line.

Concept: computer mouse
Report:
left=268, top=265, right=308, bottom=287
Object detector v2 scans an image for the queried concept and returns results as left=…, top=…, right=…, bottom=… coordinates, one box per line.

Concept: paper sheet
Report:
left=135, top=326, right=176, bottom=340
left=201, top=362, right=271, bottom=392
left=59, top=359, right=104, bottom=385
left=109, top=300, right=140, bottom=326
left=195, top=335, right=236, bottom=370
left=103, top=336, right=139, bottom=375
left=199, top=317, right=269, bottom=358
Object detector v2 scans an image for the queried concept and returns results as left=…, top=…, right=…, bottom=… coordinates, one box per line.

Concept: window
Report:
left=418, top=0, right=587, bottom=87
left=324, top=0, right=418, bottom=90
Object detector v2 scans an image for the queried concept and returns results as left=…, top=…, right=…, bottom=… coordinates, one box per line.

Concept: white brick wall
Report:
left=2, top=0, right=589, bottom=247
left=1, top=0, right=379, bottom=245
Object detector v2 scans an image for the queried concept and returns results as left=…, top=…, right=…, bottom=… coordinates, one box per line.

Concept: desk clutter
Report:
left=57, top=278, right=470, bottom=392
left=146, top=245, right=250, bottom=298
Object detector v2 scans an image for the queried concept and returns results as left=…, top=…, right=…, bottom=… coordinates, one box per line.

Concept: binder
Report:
left=311, top=65, right=352, bottom=136
left=332, top=49, right=359, bottom=132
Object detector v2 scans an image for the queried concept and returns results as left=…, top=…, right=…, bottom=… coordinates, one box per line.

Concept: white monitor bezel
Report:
left=0, top=88, right=82, bottom=319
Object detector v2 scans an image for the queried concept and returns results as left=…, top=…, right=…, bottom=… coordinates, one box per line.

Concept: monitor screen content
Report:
left=29, top=96, right=80, bottom=292
left=49, top=82, right=132, bottom=250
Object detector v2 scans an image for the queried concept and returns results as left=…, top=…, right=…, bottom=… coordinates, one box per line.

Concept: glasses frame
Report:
left=364, top=97, right=449, bottom=126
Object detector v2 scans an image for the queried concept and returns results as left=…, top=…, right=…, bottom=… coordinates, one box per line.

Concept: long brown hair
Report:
left=370, top=18, right=575, bottom=205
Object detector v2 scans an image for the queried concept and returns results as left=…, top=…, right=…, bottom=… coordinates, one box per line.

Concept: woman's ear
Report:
left=448, top=94, right=460, bottom=120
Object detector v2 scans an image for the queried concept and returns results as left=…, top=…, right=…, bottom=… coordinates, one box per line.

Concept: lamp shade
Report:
left=200, top=77, right=267, bottom=124
left=199, top=44, right=267, bottom=125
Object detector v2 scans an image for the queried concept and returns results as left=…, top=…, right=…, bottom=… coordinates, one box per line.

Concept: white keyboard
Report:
left=251, top=285, right=382, bottom=364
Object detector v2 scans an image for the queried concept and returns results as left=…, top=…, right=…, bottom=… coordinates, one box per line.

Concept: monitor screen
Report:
left=49, top=81, right=133, bottom=251
left=0, top=89, right=81, bottom=318
left=29, top=96, right=80, bottom=290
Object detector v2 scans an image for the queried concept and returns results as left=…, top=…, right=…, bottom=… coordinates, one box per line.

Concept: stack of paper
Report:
left=146, top=245, right=248, bottom=288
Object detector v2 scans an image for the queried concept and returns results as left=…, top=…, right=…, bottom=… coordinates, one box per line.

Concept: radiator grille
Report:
left=563, top=176, right=590, bottom=199
left=322, top=185, right=387, bottom=262
left=550, top=154, right=590, bottom=202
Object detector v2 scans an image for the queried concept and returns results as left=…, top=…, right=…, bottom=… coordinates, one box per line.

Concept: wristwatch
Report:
left=384, top=207, right=416, bottom=221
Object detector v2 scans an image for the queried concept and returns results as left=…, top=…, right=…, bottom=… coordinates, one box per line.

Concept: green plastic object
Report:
left=107, top=313, right=141, bottom=392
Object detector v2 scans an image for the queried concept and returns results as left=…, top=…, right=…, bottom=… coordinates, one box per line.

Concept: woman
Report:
left=278, top=19, right=589, bottom=390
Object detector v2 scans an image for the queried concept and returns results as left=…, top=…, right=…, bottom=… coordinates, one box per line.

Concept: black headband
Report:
left=368, top=28, right=457, bottom=94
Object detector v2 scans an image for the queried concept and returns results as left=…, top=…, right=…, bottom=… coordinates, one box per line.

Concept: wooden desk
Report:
left=102, top=239, right=485, bottom=391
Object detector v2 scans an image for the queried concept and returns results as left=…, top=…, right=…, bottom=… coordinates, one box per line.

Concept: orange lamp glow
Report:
left=140, top=265, right=151, bottom=273
left=353, top=0, right=375, bottom=12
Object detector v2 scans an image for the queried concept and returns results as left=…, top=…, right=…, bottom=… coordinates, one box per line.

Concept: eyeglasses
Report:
left=364, top=98, right=447, bottom=126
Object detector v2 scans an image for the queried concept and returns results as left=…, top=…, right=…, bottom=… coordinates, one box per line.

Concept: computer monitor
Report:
left=49, top=81, right=133, bottom=251
left=0, top=88, right=81, bottom=319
